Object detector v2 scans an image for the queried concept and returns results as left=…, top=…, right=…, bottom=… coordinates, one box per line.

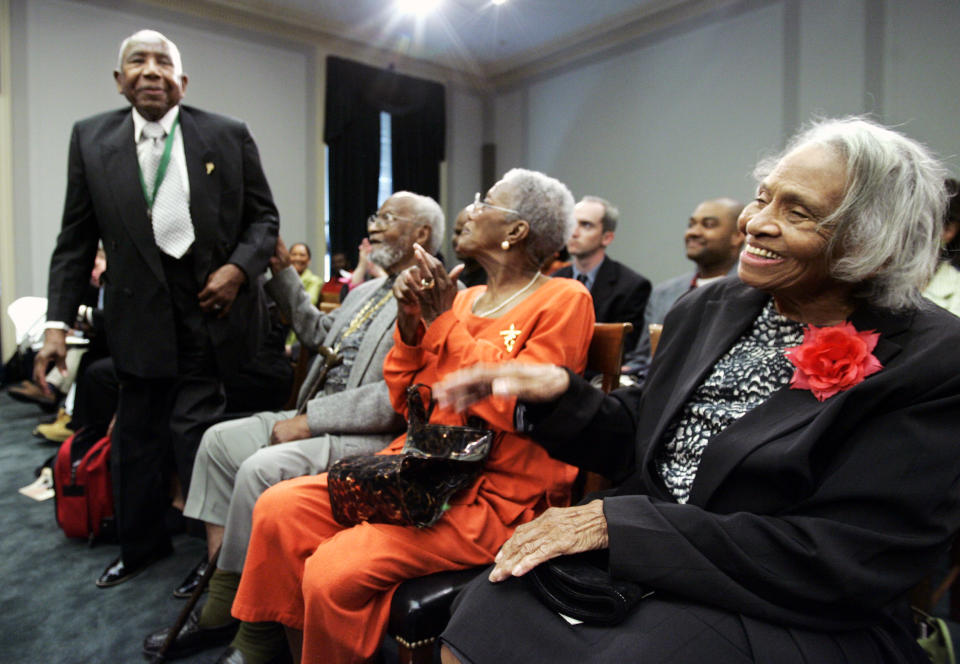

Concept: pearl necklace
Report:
left=472, top=272, right=543, bottom=318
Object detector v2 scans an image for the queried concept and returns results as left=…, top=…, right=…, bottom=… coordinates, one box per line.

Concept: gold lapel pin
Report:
left=205, top=162, right=215, bottom=175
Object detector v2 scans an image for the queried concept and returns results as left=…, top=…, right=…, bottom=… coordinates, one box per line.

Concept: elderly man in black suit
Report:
left=554, top=196, right=650, bottom=349
left=34, top=29, right=279, bottom=587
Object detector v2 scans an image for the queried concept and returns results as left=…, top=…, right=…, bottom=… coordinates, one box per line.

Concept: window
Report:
left=377, top=111, right=393, bottom=206
left=324, top=112, right=392, bottom=280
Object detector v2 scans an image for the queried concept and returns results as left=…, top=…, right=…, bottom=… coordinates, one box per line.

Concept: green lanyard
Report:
left=137, top=115, right=180, bottom=214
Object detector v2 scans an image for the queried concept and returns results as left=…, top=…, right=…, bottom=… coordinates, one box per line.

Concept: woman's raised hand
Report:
left=269, top=235, right=291, bottom=274
left=393, top=265, right=425, bottom=345
left=434, top=362, right=570, bottom=413
left=411, top=243, right=463, bottom=323
left=393, top=244, right=463, bottom=345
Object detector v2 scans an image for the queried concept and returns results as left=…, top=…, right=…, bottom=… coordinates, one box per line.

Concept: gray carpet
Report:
left=0, top=390, right=219, bottom=664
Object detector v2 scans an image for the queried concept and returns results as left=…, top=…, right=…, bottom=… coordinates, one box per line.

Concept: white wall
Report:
left=796, top=0, right=867, bottom=121
left=445, top=87, right=484, bottom=259
left=11, top=0, right=312, bottom=299
left=493, top=90, right=526, bottom=179
left=491, top=0, right=960, bottom=284
left=884, top=0, right=960, bottom=174
left=495, top=2, right=786, bottom=283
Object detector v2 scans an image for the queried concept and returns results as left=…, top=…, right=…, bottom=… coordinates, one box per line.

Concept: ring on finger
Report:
left=420, top=276, right=435, bottom=289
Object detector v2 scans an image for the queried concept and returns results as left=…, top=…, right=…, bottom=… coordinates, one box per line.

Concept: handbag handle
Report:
left=406, top=384, right=436, bottom=429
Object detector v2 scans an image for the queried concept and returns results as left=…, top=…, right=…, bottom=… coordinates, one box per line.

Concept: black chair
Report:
left=385, top=322, right=634, bottom=663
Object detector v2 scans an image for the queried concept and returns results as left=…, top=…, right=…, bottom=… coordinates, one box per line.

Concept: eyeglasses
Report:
left=367, top=211, right=414, bottom=228
left=469, top=192, right=519, bottom=216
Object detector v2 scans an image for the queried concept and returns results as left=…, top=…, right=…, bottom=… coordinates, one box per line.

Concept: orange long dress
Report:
left=231, top=277, right=594, bottom=663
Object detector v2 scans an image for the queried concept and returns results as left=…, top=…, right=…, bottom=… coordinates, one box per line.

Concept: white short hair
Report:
left=116, top=30, right=183, bottom=74
left=499, top=168, right=576, bottom=265
left=754, top=117, right=948, bottom=310
left=393, top=191, right=444, bottom=254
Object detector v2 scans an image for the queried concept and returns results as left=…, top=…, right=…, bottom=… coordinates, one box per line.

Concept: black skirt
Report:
left=441, top=571, right=927, bottom=663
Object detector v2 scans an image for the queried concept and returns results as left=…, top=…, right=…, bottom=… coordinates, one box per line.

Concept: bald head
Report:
left=704, top=198, right=744, bottom=225
left=684, top=197, right=745, bottom=277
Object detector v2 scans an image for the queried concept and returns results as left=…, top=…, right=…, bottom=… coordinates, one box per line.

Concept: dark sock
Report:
left=229, top=621, right=286, bottom=664
left=198, top=568, right=240, bottom=629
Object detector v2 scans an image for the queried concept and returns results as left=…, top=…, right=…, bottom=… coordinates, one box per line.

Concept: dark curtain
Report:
left=325, top=56, right=445, bottom=258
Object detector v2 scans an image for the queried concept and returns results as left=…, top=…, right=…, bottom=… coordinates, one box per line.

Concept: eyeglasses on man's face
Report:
left=367, top=210, right=414, bottom=228
left=469, top=192, right=519, bottom=216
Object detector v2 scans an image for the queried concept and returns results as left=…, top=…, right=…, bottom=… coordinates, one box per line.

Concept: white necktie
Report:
left=142, top=122, right=194, bottom=258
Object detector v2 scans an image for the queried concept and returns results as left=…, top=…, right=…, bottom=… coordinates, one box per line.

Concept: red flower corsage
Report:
left=785, top=322, right=883, bottom=402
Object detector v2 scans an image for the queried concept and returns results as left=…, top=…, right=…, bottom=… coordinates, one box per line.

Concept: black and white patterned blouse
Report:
left=656, top=300, right=806, bottom=504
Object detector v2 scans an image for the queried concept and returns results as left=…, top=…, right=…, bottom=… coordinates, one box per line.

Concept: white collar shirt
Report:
left=132, top=105, right=190, bottom=198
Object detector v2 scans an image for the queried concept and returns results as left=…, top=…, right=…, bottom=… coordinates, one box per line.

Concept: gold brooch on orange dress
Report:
left=500, top=324, right=521, bottom=352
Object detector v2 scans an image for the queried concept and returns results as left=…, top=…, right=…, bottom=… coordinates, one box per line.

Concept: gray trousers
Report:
left=183, top=409, right=393, bottom=573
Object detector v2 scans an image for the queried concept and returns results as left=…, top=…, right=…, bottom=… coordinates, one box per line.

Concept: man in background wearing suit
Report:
left=623, top=197, right=744, bottom=378
left=554, top=196, right=650, bottom=349
left=34, top=29, right=279, bottom=588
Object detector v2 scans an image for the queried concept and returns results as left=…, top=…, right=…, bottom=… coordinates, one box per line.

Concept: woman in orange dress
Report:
left=227, top=169, right=595, bottom=664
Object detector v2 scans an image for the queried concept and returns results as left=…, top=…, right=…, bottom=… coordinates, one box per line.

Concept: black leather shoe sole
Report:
left=143, top=606, right=237, bottom=659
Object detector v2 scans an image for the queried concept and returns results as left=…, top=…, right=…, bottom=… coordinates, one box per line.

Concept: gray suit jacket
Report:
left=623, top=265, right=739, bottom=374
left=266, top=268, right=403, bottom=437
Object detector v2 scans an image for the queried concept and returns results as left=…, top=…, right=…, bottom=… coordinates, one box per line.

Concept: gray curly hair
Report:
left=754, top=117, right=948, bottom=310
left=498, top=168, right=576, bottom=266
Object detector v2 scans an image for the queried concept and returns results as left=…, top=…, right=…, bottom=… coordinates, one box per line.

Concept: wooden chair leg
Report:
left=911, top=575, right=933, bottom=613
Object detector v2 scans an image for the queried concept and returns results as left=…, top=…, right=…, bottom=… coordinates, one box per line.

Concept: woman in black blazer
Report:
left=435, top=117, right=960, bottom=663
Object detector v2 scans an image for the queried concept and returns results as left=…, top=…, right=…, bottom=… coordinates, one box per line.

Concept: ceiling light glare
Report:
left=491, top=0, right=508, bottom=5
left=396, top=0, right=441, bottom=15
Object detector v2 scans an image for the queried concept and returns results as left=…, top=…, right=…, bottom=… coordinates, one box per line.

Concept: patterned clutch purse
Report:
left=328, top=384, right=494, bottom=528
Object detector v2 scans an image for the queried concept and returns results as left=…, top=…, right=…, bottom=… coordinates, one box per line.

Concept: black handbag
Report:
left=527, top=550, right=651, bottom=625
left=327, top=384, right=494, bottom=528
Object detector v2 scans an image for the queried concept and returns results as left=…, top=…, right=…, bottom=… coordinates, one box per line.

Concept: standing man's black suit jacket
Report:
left=527, top=278, right=960, bottom=658
left=554, top=256, right=650, bottom=349
left=47, top=105, right=279, bottom=378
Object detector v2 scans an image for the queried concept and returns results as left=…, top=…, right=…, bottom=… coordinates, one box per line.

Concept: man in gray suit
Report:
left=623, top=197, right=744, bottom=378
left=143, top=191, right=443, bottom=660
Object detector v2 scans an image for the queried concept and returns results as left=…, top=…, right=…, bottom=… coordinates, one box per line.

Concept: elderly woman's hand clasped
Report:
left=393, top=243, right=464, bottom=344
left=489, top=499, right=609, bottom=582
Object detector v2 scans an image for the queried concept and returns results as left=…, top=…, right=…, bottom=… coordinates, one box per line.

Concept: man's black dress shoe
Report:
left=143, top=605, right=237, bottom=659
left=95, top=547, right=172, bottom=588
left=173, top=555, right=210, bottom=598
left=214, top=646, right=292, bottom=664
